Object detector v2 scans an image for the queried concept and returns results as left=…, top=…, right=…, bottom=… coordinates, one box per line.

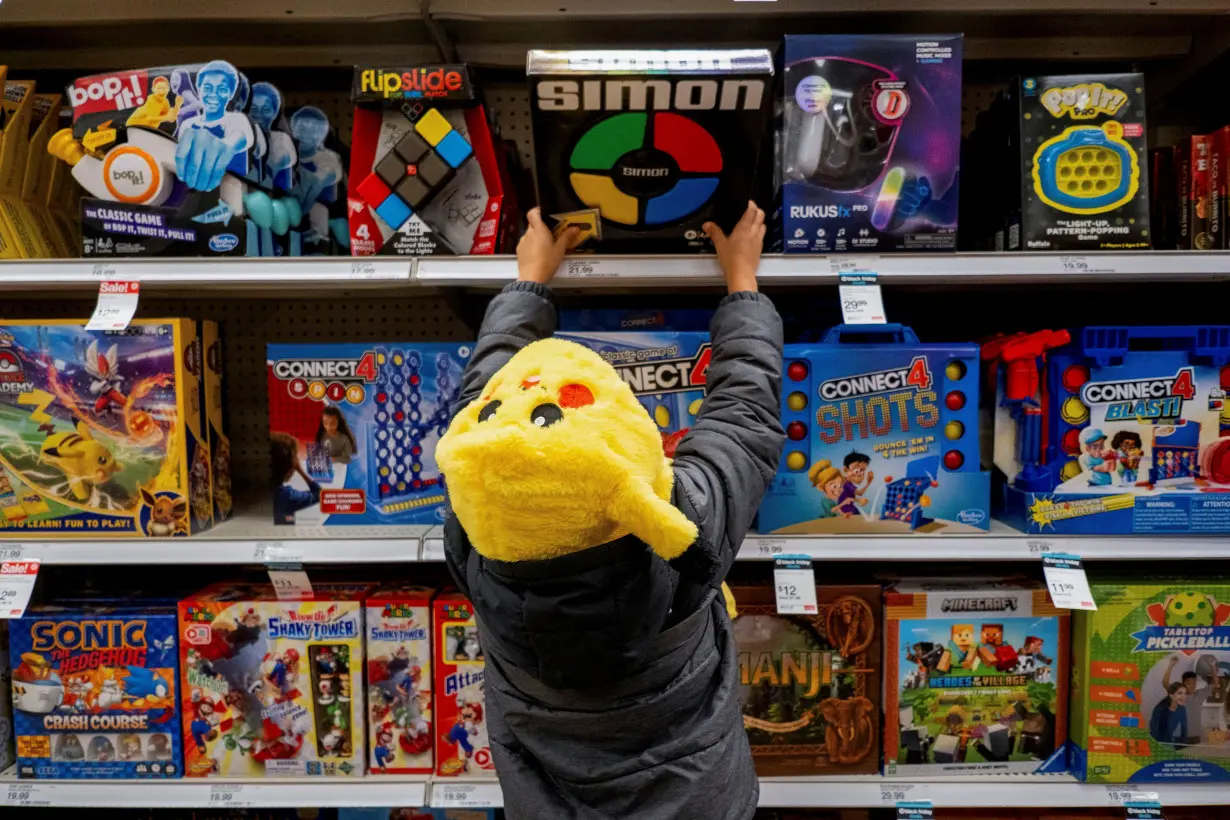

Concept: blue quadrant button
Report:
left=644, top=178, right=719, bottom=225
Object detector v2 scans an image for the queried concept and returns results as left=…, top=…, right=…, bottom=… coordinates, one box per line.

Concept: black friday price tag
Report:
left=897, top=801, right=934, bottom=820
left=1042, top=552, right=1097, bottom=610
left=773, top=555, right=818, bottom=614
left=1125, top=804, right=1164, bottom=820
left=838, top=271, right=886, bottom=324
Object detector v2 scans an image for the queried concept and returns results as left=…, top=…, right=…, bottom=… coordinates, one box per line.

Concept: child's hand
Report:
left=517, top=207, right=580, bottom=285
left=704, top=201, right=766, bottom=294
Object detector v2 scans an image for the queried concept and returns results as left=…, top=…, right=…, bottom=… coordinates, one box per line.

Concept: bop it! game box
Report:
left=778, top=35, right=963, bottom=253
left=0, top=319, right=212, bottom=537
left=434, top=592, right=493, bottom=778
left=178, top=582, right=372, bottom=777
left=554, top=330, right=710, bottom=457
left=732, top=584, right=881, bottom=776
left=365, top=584, right=433, bottom=774
left=528, top=49, right=773, bottom=253
left=349, top=65, right=512, bottom=257
left=884, top=580, right=1070, bottom=775
left=1019, top=73, right=1150, bottom=250
left=266, top=342, right=471, bottom=526
left=1070, top=579, right=1230, bottom=783
left=990, top=326, right=1230, bottom=535
left=760, top=324, right=989, bottom=535
left=9, top=602, right=183, bottom=779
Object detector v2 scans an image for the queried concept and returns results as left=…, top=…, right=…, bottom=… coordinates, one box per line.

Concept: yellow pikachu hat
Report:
left=437, top=338, right=699, bottom=563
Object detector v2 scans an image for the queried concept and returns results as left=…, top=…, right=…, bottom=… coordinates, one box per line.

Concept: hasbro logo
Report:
left=208, top=234, right=239, bottom=252
left=957, top=509, right=987, bottom=525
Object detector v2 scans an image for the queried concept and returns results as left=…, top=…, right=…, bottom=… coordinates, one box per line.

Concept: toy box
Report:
left=1070, top=579, right=1230, bottom=783
left=554, top=330, right=709, bottom=456
left=528, top=49, right=773, bottom=253
left=201, top=320, right=232, bottom=523
left=20, top=91, right=75, bottom=258
left=1188, top=134, right=1215, bottom=251
left=365, top=584, right=433, bottom=774
left=349, top=65, right=510, bottom=257
left=0, top=621, right=12, bottom=770
left=178, top=581, right=371, bottom=777
left=0, top=74, right=57, bottom=259
left=9, top=602, right=183, bottom=779
left=779, top=35, right=962, bottom=253
left=760, top=324, right=989, bottom=535
left=732, top=584, right=881, bottom=776
left=266, top=342, right=472, bottom=526
left=1018, top=73, right=1150, bottom=251
left=1210, top=126, right=1229, bottom=249
left=989, top=325, right=1230, bottom=535
left=0, top=319, right=213, bottom=537
left=340, top=811, right=498, bottom=820
left=433, top=592, right=493, bottom=778
left=884, top=579, right=1069, bottom=775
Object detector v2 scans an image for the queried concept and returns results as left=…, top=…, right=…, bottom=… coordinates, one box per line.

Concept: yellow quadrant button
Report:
left=415, top=109, right=453, bottom=146
left=569, top=173, right=637, bottom=225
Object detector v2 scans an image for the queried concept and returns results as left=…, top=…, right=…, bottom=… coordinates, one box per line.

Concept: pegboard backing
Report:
left=0, top=296, right=472, bottom=494
left=487, top=84, right=536, bottom=173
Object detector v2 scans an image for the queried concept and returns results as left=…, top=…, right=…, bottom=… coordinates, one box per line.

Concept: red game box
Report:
left=432, top=592, right=494, bottom=778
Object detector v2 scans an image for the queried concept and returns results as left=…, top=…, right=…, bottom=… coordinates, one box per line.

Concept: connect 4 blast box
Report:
left=989, top=326, right=1230, bottom=535
left=1019, top=73, right=1150, bottom=250
left=760, top=324, right=989, bottom=535
left=9, top=602, right=183, bottom=779
left=365, top=585, right=433, bottom=775
left=266, top=342, right=472, bottom=526
left=554, top=330, right=710, bottom=457
left=433, top=592, right=493, bottom=778
left=884, top=580, right=1070, bottom=776
left=178, top=582, right=370, bottom=777
left=779, top=35, right=963, bottom=253
left=349, top=65, right=511, bottom=256
left=0, top=319, right=213, bottom=537
left=528, top=49, right=773, bottom=253
left=1070, top=580, right=1230, bottom=783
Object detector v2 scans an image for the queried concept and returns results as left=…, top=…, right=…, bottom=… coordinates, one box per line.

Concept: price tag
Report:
left=773, top=555, right=818, bottom=614
left=3, top=782, right=50, bottom=807
left=85, top=280, right=140, bottom=331
left=208, top=784, right=255, bottom=808
left=829, top=255, right=881, bottom=274
left=90, top=262, right=117, bottom=279
left=433, top=783, right=501, bottom=808
left=267, top=563, right=313, bottom=601
left=838, top=272, right=886, bottom=325
left=897, top=801, right=934, bottom=820
left=1042, top=553, right=1097, bottom=610
left=879, top=783, right=921, bottom=804
left=1025, top=538, right=1053, bottom=555
left=1059, top=255, right=1117, bottom=275
left=751, top=538, right=786, bottom=558
left=1105, top=787, right=1160, bottom=806
left=0, top=558, right=40, bottom=618
left=0, top=543, right=22, bottom=561
left=421, top=538, right=445, bottom=562
left=563, top=258, right=613, bottom=278
left=1125, top=803, right=1164, bottom=820
left=255, top=541, right=305, bottom=563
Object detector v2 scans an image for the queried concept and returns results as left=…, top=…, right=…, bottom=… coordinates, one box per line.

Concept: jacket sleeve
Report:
left=452, top=281, right=557, bottom=418
left=669, top=291, right=785, bottom=585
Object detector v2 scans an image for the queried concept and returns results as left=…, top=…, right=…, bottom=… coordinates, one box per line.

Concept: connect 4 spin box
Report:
left=760, top=324, right=989, bottom=534
left=266, top=342, right=472, bottom=526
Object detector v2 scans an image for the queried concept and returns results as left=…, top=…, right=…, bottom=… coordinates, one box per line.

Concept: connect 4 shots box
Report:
left=990, top=326, right=1230, bottom=535
left=366, top=584, right=433, bottom=775
left=179, top=581, right=371, bottom=777
left=554, top=330, right=710, bottom=457
left=0, top=319, right=213, bottom=537
left=884, top=579, right=1070, bottom=776
left=528, top=49, right=773, bottom=253
left=760, top=324, right=989, bottom=535
left=266, top=342, right=471, bottom=526
left=1070, top=579, right=1230, bottom=783
left=349, top=65, right=510, bottom=256
left=434, top=592, right=494, bottom=778
left=779, top=35, right=963, bottom=253
left=9, top=602, right=183, bottom=779
left=1019, top=73, right=1150, bottom=250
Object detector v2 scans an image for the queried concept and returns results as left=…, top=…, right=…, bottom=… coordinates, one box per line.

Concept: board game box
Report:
left=178, top=582, right=371, bottom=777
left=9, top=602, right=183, bottom=779
left=554, top=330, right=710, bottom=457
left=0, top=319, right=212, bottom=537
left=778, top=35, right=963, bottom=253
left=528, top=49, right=773, bottom=253
left=201, top=320, right=232, bottom=524
left=340, top=810, right=498, bottom=819
left=266, top=342, right=471, bottom=526
left=1070, top=579, right=1230, bottom=783
left=433, top=592, right=493, bottom=778
left=760, top=324, right=989, bottom=535
left=732, top=584, right=881, bottom=776
left=365, top=584, right=433, bottom=775
left=884, top=579, right=1069, bottom=775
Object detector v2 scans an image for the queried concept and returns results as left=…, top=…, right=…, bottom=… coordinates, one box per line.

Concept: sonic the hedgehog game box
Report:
left=528, top=49, right=773, bottom=253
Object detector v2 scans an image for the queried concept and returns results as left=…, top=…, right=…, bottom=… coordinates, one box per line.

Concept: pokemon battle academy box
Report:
left=0, top=319, right=213, bottom=537
left=9, top=602, right=183, bottom=779
left=528, top=49, right=773, bottom=253
left=1071, top=579, right=1230, bottom=783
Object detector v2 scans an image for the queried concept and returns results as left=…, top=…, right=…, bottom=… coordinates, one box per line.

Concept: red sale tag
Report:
left=0, top=559, right=40, bottom=618
left=86, top=280, right=140, bottom=331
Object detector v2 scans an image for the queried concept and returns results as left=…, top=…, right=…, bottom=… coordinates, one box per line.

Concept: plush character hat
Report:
left=437, top=338, right=699, bottom=563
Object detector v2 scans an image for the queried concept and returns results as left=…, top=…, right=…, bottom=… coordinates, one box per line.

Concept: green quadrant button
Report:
left=570, top=113, right=647, bottom=170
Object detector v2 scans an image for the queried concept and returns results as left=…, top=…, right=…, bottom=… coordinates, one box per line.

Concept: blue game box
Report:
left=760, top=324, right=990, bottom=534
left=9, top=602, right=183, bottom=779
left=266, top=342, right=472, bottom=526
